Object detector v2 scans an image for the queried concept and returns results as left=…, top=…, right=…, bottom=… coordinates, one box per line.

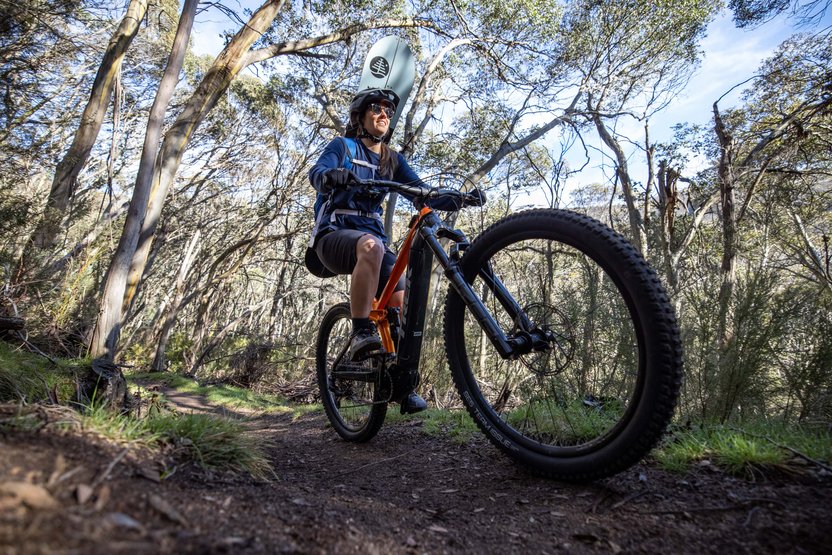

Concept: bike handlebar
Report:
left=348, top=177, right=484, bottom=208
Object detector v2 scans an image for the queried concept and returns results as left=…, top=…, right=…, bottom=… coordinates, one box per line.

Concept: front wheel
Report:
left=316, top=303, right=387, bottom=442
left=444, top=209, right=682, bottom=480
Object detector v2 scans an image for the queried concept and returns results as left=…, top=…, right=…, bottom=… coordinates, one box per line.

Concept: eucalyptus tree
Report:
left=729, top=0, right=832, bottom=26
left=707, top=31, right=832, bottom=420
left=25, top=0, right=153, bottom=262
left=560, top=0, right=720, bottom=255
left=0, top=0, right=93, bottom=268
left=90, top=0, right=439, bottom=360
left=90, top=0, right=198, bottom=360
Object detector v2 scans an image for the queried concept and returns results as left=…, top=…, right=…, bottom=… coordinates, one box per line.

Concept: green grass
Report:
left=654, top=422, right=832, bottom=477
left=0, top=342, right=86, bottom=403
left=0, top=344, right=275, bottom=480
left=387, top=407, right=481, bottom=444
left=82, top=403, right=163, bottom=445
left=503, top=398, right=622, bottom=444
left=128, top=371, right=316, bottom=418
left=145, top=413, right=274, bottom=480
left=79, top=403, right=273, bottom=480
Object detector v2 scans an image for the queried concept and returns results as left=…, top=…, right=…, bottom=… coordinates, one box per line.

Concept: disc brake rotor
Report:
left=512, top=302, right=575, bottom=376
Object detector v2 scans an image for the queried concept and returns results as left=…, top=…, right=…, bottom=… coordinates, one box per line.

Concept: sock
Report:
left=351, top=317, right=372, bottom=333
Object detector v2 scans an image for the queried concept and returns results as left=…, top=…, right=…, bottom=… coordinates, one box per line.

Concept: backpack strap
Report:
left=340, top=137, right=378, bottom=174
left=310, top=138, right=383, bottom=249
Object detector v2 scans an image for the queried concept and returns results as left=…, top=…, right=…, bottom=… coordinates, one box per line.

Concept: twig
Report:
left=743, top=506, right=761, bottom=527
left=92, top=448, right=128, bottom=488
left=611, top=491, right=648, bottom=510
left=14, top=331, right=57, bottom=365
left=727, top=426, right=832, bottom=473
left=643, top=498, right=786, bottom=515
left=328, top=452, right=409, bottom=479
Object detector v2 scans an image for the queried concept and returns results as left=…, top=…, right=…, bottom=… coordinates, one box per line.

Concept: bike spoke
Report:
left=463, top=236, right=640, bottom=451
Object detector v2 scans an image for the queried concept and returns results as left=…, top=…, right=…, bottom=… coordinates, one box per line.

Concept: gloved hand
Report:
left=322, top=168, right=356, bottom=192
left=464, top=188, right=486, bottom=207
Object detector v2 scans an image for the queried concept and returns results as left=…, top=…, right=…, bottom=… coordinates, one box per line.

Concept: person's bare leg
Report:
left=389, top=290, right=404, bottom=309
left=350, top=234, right=384, bottom=318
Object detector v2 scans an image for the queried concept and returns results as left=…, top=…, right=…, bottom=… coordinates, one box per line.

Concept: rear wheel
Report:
left=444, top=209, right=682, bottom=480
left=316, top=303, right=387, bottom=442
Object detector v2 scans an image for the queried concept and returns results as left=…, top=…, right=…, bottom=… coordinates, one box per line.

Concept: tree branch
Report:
left=244, top=18, right=437, bottom=66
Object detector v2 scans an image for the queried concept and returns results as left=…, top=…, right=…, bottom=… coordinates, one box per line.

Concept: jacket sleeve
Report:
left=394, top=154, right=463, bottom=212
left=309, top=139, right=346, bottom=193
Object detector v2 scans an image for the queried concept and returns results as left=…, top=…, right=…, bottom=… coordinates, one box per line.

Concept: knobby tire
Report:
left=316, top=303, right=387, bottom=442
left=444, top=209, right=683, bottom=481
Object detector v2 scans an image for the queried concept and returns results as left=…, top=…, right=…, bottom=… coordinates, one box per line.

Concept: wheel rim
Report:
left=323, top=314, right=379, bottom=433
left=460, top=235, right=644, bottom=456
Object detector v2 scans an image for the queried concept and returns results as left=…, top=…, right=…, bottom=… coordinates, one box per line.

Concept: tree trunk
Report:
left=151, top=229, right=202, bottom=372
left=713, top=103, right=739, bottom=421
left=590, top=105, right=647, bottom=255
left=120, top=0, right=286, bottom=317
left=26, top=0, right=149, bottom=259
left=89, top=0, right=199, bottom=359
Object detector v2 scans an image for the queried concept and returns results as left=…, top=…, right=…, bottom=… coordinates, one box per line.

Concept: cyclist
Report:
left=308, top=88, right=482, bottom=414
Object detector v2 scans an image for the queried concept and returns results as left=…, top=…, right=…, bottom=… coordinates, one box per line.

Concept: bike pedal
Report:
left=351, top=349, right=383, bottom=362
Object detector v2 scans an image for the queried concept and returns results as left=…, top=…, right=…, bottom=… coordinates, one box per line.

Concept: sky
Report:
left=187, top=2, right=831, bottom=202
left=552, top=9, right=819, bottom=201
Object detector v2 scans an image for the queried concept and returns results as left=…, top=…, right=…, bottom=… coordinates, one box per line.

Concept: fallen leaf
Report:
left=149, top=494, right=188, bottom=526
left=137, top=465, right=161, bottom=483
left=0, top=482, right=59, bottom=510
left=291, top=498, right=310, bottom=506
left=47, top=455, right=66, bottom=487
left=428, top=525, right=448, bottom=533
left=107, top=512, right=143, bottom=530
left=94, top=484, right=111, bottom=511
left=76, top=484, right=93, bottom=505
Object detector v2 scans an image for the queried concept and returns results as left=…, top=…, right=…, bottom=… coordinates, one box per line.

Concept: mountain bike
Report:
left=315, top=178, right=682, bottom=481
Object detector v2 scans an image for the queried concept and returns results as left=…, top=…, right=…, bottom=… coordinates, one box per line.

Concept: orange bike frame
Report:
left=368, top=206, right=434, bottom=353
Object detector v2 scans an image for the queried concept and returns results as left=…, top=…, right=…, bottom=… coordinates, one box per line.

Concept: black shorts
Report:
left=315, top=230, right=405, bottom=298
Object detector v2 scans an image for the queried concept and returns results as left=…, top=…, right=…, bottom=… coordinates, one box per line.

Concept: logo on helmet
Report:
left=369, top=57, right=390, bottom=78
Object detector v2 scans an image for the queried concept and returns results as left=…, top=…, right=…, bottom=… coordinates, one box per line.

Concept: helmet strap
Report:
left=358, top=125, right=386, bottom=144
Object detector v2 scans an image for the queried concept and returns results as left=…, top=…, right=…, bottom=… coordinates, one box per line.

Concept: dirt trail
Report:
left=1, top=401, right=830, bottom=554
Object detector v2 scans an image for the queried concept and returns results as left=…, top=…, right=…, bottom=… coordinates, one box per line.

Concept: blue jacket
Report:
left=309, top=138, right=451, bottom=244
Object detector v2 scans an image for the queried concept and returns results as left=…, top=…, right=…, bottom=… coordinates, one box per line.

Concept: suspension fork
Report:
left=476, top=262, right=535, bottom=332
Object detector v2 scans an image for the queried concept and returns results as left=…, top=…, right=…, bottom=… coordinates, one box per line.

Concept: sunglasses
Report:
left=368, top=103, right=395, bottom=118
